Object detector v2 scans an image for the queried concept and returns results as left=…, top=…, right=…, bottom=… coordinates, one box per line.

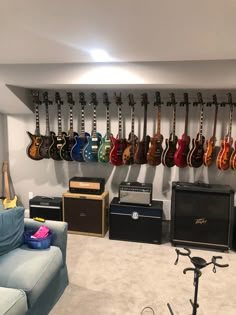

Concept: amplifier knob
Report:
left=131, top=212, right=139, bottom=220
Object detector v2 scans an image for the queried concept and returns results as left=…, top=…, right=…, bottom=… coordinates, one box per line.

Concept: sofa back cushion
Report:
left=0, top=207, right=25, bottom=256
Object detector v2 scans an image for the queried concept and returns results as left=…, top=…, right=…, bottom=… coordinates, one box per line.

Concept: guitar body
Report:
left=134, top=136, right=150, bottom=164
left=3, top=195, right=17, bottom=210
left=26, top=131, right=43, bottom=160
left=147, top=134, right=163, bottom=166
left=83, top=133, right=102, bottom=162
left=122, top=133, right=138, bottom=165
left=162, top=135, right=178, bottom=167
left=187, top=134, right=205, bottom=168
left=49, top=132, right=67, bottom=161
left=203, top=137, right=216, bottom=167
left=71, top=133, right=90, bottom=162
left=216, top=139, right=233, bottom=170
left=230, top=141, right=236, bottom=170
left=60, top=133, right=78, bottom=161
left=98, top=134, right=113, bottom=163
left=109, top=135, right=127, bottom=166
left=38, top=132, right=55, bottom=159
left=174, top=134, right=190, bottom=168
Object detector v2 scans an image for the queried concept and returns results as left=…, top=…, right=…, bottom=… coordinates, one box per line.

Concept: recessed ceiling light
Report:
left=89, top=49, right=113, bottom=62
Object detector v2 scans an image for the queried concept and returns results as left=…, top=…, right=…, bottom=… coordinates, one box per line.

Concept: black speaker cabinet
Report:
left=109, top=197, right=163, bottom=244
left=171, top=182, right=234, bottom=250
left=29, top=196, right=62, bottom=221
left=63, top=191, right=109, bottom=237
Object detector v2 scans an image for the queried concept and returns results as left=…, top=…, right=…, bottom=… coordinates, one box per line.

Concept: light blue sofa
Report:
left=0, top=207, right=69, bottom=315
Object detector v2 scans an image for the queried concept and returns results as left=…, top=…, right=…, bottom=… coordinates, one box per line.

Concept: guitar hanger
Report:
left=42, top=91, right=53, bottom=106
left=179, top=92, right=190, bottom=107
left=154, top=91, right=163, bottom=107
left=220, top=92, right=236, bottom=108
left=206, top=94, right=219, bottom=107
left=193, top=92, right=205, bottom=107
left=167, top=93, right=177, bottom=107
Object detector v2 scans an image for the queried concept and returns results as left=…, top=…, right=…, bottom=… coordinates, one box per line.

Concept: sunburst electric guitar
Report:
left=26, top=91, right=43, bottom=160
left=98, top=93, right=113, bottom=163
left=187, top=92, right=205, bottom=168
left=2, top=161, right=17, bottom=209
left=71, top=92, right=90, bottom=162
left=147, top=91, right=163, bottom=166
left=122, top=93, right=138, bottom=165
left=162, top=93, right=178, bottom=167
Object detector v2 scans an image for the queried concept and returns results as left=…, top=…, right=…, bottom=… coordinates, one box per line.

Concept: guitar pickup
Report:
left=92, top=145, right=98, bottom=149
left=92, top=138, right=98, bottom=141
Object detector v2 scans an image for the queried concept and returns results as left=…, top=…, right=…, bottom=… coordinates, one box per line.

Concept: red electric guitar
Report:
left=216, top=93, right=234, bottom=170
left=109, top=93, right=127, bottom=166
left=187, top=92, right=205, bottom=168
left=174, top=93, right=190, bottom=168
left=162, top=93, right=178, bottom=167
left=203, top=95, right=219, bottom=167
left=147, top=91, right=164, bottom=166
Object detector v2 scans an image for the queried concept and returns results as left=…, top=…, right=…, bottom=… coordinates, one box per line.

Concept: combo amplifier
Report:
left=119, top=181, right=152, bottom=206
left=69, top=177, right=105, bottom=195
left=29, top=196, right=62, bottom=221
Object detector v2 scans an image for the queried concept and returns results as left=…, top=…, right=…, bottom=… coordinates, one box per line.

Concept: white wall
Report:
left=6, top=89, right=236, bottom=219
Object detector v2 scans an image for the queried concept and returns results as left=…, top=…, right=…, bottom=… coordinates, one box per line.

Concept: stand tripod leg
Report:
left=167, top=303, right=174, bottom=315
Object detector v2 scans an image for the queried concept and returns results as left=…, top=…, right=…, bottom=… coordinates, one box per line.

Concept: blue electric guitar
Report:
left=71, top=92, right=90, bottom=162
left=60, top=92, right=78, bottom=161
left=98, top=92, right=113, bottom=163
left=83, top=92, right=102, bottom=162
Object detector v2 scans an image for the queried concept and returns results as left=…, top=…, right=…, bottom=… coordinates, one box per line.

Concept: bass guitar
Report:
left=60, top=92, right=78, bottom=161
left=187, top=92, right=205, bottom=168
left=174, top=93, right=190, bottom=168
left=162, top=93, right=178, bottom=167
left=83, top=92, right=102, bottom=162
left=216, top=93, right=234, bottom=170
left=26, top=91, right=43, bottom=160
left=203, top=95, right=219, bottom=167
left=147, top=91, right=163, bottom=166
left=109, top=93, right=127, bottom=166
left=49, top=92, right=67, bottom=161
left=122, top=93, right=138, bottom=165
left=98, top=93, right=113, bottom=163
left=134, top=93, right=150, bottom=164
left=71, top=92, right=90, bottom=162
left=38, top=92, right=55, bottom=159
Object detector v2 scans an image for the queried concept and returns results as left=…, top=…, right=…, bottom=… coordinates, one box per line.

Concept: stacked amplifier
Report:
left=109, top=181, right=163, bottom=244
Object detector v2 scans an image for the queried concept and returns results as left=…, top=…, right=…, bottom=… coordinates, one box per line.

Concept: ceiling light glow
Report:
left=89, top=49, right=113, bottom=62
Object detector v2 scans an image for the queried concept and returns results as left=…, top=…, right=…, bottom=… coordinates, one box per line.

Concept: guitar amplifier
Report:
left=119, top=181, right=152, bottom=206
left=69, top=177, right=105, bottom=195
left=29, top=196, right=62, bottom=221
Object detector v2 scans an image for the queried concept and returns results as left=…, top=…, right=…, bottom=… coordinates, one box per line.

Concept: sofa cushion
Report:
left=0, top=206, right=25, bottom=256
left=0, top=245, right=63, bottom=308
left=0, top=287, right=28, bottom=315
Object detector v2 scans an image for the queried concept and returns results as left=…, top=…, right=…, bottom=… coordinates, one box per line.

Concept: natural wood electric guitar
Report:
left=162, top=93, right=178, bottom=167
left=122, top=93, right=138, bottom=165
left=147, top=91, right=163, bottom=166
left=203, top=95, right=219, bottom=167
left=2, top=161, right=17, bottom=209
left=216, top=93, right=234, bottom=170
left=26, top=91, right=43, bottom=160
left=174, top=93, right=190, bottom=168
left=187, top=92, right=205, bottom=168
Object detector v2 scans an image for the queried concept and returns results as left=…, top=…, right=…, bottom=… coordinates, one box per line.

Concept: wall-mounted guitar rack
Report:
left=26, top=90, right=236, bottom=171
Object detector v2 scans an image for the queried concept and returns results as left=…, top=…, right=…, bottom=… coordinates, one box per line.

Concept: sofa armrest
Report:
left=24, top=218, right=68, bottom=265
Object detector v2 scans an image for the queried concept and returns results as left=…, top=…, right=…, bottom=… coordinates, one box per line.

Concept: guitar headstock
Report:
left=128, top=93, right=135, bottom=107
left=221, top=92, right=236, bottom=109
left=79, top=92, right=86, bottom=106
left=141, top=93, right=149, bottom=106
left=103, top=92, right=110, bottom=109
left=114, top=92, right=122, bottom=106
left=90, top=92, right=98, bottom=106
left=154, top=91, right=163, bottom=107
left=32, top=90, right=41, bottom=106
left=67, top=92, right=75, bottom=106
left=193, top=92, right=204, bottom=107
left=167, top=93, right=177, bottom=107
left=180, top=92, right=190, bottom=107
left=55, top=92, right=63, bottom=105
left=207, top=94, right=218, bottom=107
left=43, top=91, right=52, bottom=106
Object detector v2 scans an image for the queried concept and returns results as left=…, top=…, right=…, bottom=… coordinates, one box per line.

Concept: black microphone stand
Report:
left=167, top=248, right=229, bottom=315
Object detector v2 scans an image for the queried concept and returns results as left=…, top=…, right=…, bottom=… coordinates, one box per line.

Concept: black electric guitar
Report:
left=162, top=93, right=178, bottom=167
left=38, top=92, right=55, bottom=159
left=122, top=94, right=138, bottom=165
left=60, top=92, right=78, bottom=161
left=49, top=92, right=67, bottom=160
left=71, top=92, right=90, bottom=162
left=187, top=92, right=205, bottom=168
left=134, top=93, right=150, bottom=164
left=82, top=93, right=102, bottom=162
left=26, top=91, right=43, bottom=160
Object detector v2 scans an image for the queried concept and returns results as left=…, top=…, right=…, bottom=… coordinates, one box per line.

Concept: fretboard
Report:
left=157, top=105, right=161, bottom=135
left=45, top=104, right=50, bottom=136
left=118, top=104, right=122, bottom=139
left=131, top=105, right=135, bottom=141
left=172, top=104, right=176, bottom=138
left=92, top=105, right=97, bottom=137
left=68, top=105, right=74, bottom=137
left=199, top=104, right=204, bottom=140
left=106, top=105, right=110, bottom=136
left=80, top=105, right=85, bottom=137
left=35, top=104, right=40, bottom=136
left=212, top=105, right=218, bottom=138
left=142, top=104, right=148, bottom=140
left=228, top=105, right=233, bottom=138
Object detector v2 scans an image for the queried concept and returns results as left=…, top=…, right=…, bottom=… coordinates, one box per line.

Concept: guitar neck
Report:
left=80, top=105, right=85, bottom=137
left=45, top=104, right=50, bottom=136
left=212, top=105, right=218, bottom=139
left=106, top=105, right=110, bottom=135
left=92, top=105, right=97, bottom=137
left=199, top=104, right=204, bottom=139
left=142, top=104, right=148, bottom=140
left=171, top=104, right=176, bottom=139
left=118, top=104, right=122, bottom=138
left=157, top=105, right=161, bottom=135
left=131, top=105, right=135, bottom=140
left=68, top=105, right=74, bottom=136
left=227, top=105, right=233, bottom=138
left=184, top=103, right=189, bottom=139
left=57, top=103, right=62, bottom=136
left=35, top=104, right=41, bottom=136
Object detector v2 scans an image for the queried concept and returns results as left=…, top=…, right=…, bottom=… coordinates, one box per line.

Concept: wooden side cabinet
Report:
left=62, top=191, right=109, bottom=237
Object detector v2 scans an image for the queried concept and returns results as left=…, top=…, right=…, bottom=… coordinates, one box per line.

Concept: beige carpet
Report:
left=50, top=232, right=236, bottom=315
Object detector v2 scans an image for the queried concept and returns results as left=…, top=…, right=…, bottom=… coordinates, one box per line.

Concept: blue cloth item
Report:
left=0, top=206, right=25, bottom=256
